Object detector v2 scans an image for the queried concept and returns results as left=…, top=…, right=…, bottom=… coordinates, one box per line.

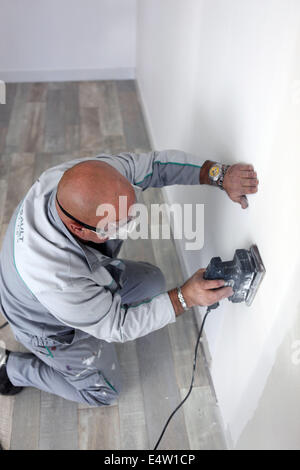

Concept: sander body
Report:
left=204, top=244, right=265, bottom=309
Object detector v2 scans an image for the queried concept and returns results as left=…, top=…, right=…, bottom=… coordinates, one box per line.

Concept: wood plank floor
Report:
left=0, top=80, right=226, bottom=450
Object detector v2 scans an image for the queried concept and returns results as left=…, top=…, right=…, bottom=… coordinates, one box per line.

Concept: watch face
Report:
left=209, top=165, right=221, bottom=181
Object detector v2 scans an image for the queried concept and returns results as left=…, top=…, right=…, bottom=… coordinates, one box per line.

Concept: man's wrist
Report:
left=168, top=288, right=185, bottom=316
left=200, top=160, right=230, bottom=189
left=199, top=160, right=216, bottom=185
left=177, top=286, right=189, bottom=311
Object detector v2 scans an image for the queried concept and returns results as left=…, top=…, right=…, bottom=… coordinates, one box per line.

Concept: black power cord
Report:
left=0, top=322, right=8, bottom=330
left=153, top=306, right=214, bottom=451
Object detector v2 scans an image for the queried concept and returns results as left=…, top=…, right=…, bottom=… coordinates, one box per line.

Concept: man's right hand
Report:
left=181, top=268, right=233, bottom=308
left=168, top=268, right=233, bottom=316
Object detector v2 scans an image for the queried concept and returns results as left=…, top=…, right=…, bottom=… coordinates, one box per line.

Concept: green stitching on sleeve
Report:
left=135, top=161, right=202, bottom=185
left=135, top=172, right=153, bottom=185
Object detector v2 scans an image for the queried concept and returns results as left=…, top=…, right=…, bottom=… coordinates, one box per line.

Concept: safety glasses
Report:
left=97, top=214, right=138, bottom=240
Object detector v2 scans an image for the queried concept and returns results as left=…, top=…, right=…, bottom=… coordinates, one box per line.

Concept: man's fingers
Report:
left=239, top=164, right=254, bottom=172
left=232, top=194, right=248, bottom=208
left=216, top=286, right=234, bottom=300
left=243, top=186, right=258, bottom=194
left=238, top=195, right=249, bottom=209
left=202, top=278, right=225, bottom=290
left=241, top=179, right=259, bottom=188
left=208, top=286, right=233, bottom=304
left=240, top=170, right=256, bottom=179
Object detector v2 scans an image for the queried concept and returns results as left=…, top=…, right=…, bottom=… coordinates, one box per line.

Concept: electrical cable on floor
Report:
left=153, top=306, right=213, bottom=451
left=0, top=322, right=8, bottom=330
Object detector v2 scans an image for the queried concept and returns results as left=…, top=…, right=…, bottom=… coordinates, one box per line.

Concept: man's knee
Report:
left=71, top=370, right=122, bottom=407
left=80, top=387, right=120, bottom=407
left=119, top=259, right=166, bottom=305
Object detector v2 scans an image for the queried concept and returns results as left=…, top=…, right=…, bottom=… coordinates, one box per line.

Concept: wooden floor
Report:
left=0, top=80, right=226, bottom=450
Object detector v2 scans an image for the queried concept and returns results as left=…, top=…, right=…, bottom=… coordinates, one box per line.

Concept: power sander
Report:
left=204, top=244, right=266, bottom=309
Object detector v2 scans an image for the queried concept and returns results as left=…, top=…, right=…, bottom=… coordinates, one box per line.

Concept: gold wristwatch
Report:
left=208, top=163, right=230, bottom=190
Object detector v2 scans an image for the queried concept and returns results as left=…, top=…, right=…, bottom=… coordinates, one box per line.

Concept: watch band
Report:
left=177, top=287, right=189, bottom=311
left=218, top=164, right=230, bottom=190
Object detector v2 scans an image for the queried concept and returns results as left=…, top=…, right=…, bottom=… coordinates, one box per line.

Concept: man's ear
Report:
left=69, top=222, right=87, bottom=239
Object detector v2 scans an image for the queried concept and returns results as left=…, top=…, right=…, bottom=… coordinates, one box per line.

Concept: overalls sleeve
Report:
left=95, top=149, right=205, bottom=189
left=38, top=281, right=176, bottom=343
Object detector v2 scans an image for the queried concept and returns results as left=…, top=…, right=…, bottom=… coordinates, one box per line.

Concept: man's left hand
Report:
left=223, top=164, right=259, bottom=209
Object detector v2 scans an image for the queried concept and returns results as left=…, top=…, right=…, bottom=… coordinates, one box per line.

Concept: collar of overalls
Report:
left=47, top=188, right=113, bottom=272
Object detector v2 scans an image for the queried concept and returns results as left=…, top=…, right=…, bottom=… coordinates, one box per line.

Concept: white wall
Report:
left=0, top=0, right=136, bottom=82
left=236, top=304, right=300, bottom=450
left=137, top=0, right=300, bottom=447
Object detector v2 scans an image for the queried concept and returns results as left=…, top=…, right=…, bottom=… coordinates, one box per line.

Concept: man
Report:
left=0, top=150, right=258, bottom=404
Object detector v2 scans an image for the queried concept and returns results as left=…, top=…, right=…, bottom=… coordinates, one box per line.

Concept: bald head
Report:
left=56, top=160, right=135, bottom=242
